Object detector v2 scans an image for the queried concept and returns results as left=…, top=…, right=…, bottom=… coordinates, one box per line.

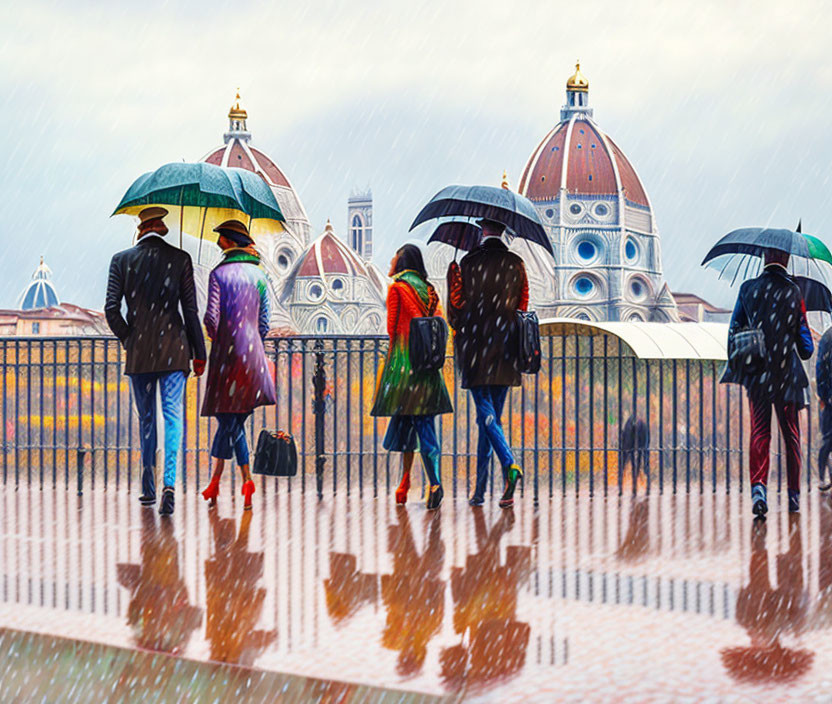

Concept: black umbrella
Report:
left=794, top=276, right=832, bottom=313
left=410, top=184, right=552, bottom=256
left=428, top=221, right=483, bottom=252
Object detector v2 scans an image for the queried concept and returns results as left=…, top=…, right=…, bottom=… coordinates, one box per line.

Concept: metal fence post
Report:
left=313, top=340, right=326, bottom=500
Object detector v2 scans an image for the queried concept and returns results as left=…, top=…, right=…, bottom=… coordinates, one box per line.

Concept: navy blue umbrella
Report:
left=410, top=184, right=552, bottom=256
left=794, top=276, right=832, bottom=313
left=701, top=227, right=811, bottom=265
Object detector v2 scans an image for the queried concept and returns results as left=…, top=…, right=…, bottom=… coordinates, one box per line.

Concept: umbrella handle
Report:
left=178, top=185, right=184, bottom=250
left=197, top=207, right=207, bottom=264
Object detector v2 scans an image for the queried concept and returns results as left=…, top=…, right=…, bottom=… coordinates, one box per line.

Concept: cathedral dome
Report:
left=518, top=116, right=649, bottom=209
left=201, top=92, right=312, bottom=245
left=19, top=257, right=60, bottom=310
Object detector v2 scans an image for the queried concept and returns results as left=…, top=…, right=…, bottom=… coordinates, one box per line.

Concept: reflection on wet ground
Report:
left=3, top=481, right=832, bottom=702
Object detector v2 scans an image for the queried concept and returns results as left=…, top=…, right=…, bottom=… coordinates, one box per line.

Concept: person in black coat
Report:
left=448, top=219, right=529, bottom=508
left=105, top=207, right=206, bottom=515
left=816, top=326, right=832, bottom=490
left=722, top=248, right=814, bottom=516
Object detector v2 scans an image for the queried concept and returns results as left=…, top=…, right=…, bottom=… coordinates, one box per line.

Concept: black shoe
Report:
left=788, top=490, right=800, bottom=514
left=499, top=465, right=523, bottom=508
left=469, top=495, right=485, bottom=507
left=140, top=466, right=156, bottom=505
left=426, top=485, right=444, bottom=510
left=751, top=483, right=768, bottom=518
left=159, top=487, right=175, bottom=516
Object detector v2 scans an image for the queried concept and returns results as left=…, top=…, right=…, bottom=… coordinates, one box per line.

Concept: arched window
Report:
left=351, top=214, right=363, bottom=252
left=316, top=317, right=329, bottom=333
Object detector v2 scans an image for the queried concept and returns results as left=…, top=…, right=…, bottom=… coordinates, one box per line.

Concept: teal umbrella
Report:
left=113, top=162, right=285, bottom=252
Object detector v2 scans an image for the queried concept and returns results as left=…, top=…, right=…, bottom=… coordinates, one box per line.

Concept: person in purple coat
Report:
left=199, top=220, right=276, bottom=511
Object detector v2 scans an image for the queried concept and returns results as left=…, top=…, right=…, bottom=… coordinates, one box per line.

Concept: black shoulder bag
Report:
left=253, top=430, right=298, bottom=477
left=727, top=295, right=765, bottom=377
left=409, top=288, right=448, bottom=373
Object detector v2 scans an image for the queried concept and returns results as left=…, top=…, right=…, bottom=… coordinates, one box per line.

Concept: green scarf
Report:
left=394, top=270, right=431, bottom=311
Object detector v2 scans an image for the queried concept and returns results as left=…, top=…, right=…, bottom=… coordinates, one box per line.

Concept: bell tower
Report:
left=347, top=189, right=373, bottom=259
left=224, top=90, right=251, bottom=144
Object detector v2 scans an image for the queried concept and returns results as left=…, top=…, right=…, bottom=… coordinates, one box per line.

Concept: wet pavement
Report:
left=3, top=480, right=832, bottom=702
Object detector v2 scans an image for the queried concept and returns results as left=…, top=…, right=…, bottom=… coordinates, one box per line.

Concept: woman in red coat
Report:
left=371, top=244, right=452, bottom=509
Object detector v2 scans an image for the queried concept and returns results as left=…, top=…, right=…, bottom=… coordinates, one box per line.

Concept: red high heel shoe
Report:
left=201, top=477, right=220, bottom=507
left=395, top=473, right=411, bottom=504
left=242, top=479, right=256, bottom=510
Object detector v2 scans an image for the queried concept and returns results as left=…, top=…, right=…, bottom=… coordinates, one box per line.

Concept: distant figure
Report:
left=104, top=207, right=206, bottom=516
left=620, top=416, right=649, bottom=487
left=370, top=244, right=452, bottom=510
left=448, top=219, right=528, bottom=508
left=722, top=248, right=814, bottom=516
left=816, top=326, right=832, bottom=491
left=199, top=220, right=276, bottom=512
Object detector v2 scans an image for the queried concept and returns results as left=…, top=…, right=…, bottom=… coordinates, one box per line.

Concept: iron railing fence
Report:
left=0, top=335, right=819, bottom=499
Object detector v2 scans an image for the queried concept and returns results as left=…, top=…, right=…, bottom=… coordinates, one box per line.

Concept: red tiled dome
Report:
left=518, top=118, right=649, bottom=208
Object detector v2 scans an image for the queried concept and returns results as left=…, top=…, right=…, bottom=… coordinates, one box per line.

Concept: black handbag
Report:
left=515, top=310, right=542, bottom=374
left=409, top=316, right=448, bottom=372
left=252, top=430, right=298, bottom=477
left=727, top=298, right=765, bottom=376
left=407, top=286, right=448, bottom=373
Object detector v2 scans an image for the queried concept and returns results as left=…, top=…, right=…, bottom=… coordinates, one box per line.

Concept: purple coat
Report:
left=201, top=250, right=277, bottom=416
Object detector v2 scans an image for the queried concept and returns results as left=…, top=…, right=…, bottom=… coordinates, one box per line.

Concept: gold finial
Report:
left=325, top=218, right=333, bottom=232
left=40, top=255, right=44, bottom=265
left=228, top=88, right=248, bottom=120
left=566, top=60, right=589, bottom=92
left=501, top=170, right=510, bottom=190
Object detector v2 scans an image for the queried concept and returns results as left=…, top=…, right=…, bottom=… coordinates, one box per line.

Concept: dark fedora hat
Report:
left=213, top=219, right=253, bottom=246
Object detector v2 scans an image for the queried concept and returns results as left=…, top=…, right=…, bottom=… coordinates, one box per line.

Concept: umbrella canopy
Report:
left=427, top=221, right=483, bottom=252
left=410, top=184, right=552, bottom=256
left=794, top=276, right=832, bottom=313
left=701, top=227, right=812, bottom=265
left=803, top=233, right=832, bottom=265
left=113, top=162, right=285, bottom=251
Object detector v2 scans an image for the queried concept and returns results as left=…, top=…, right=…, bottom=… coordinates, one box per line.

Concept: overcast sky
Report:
left=2, top=0, right=830, bottom=310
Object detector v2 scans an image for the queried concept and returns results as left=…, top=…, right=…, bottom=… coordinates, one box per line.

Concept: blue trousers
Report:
left=383, top=415, right=442, bottom=486
left=470, top=385, right=514, bottom=499
left=211, top=413, right=251, bottom=466
left=130, top=371, right=186, bottom=491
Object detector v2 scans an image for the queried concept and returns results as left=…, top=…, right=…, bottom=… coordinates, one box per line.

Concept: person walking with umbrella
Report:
left=447, top=218, right=529, bottom=508
left=104, top=207, right=206, bottom=516
left=816, top=326, right=832, bottom=491
left=721, top=247, right=814, bottom=515
left=370, top=244, right=452, bottom=509
left=199, top=220, right=276, bottom=511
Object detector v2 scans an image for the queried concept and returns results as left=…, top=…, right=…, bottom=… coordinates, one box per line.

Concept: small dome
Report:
left=566, top=61, right=589, bottom=92
left=20, top=257, right=60, bottom=310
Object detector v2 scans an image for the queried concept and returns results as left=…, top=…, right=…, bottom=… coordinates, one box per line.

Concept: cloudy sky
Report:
left=1, top=0, right=830, bottom=310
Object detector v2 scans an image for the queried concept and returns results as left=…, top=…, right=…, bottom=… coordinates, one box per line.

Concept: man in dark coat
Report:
left=815, top=326, right=832, bottom=490
left=722, top=248, right=813, bottom=516
left=448, top=218, right=529, bottom=508
left=105, top=207, right=206, bottom=515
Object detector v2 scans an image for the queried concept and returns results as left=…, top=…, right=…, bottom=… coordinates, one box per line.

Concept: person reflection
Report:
left=381, top=507, right=446, bottom=677
left=204, top=510, right=276, bottom=665
left=323, top=550, right=379, bottom=625
left=721, top=517, right=812, bottom=683
left=616, top=496, right=650, bottom=563
left=440, top=509, right=532, bottom=695
left=116, top=510, right=202, bottom=655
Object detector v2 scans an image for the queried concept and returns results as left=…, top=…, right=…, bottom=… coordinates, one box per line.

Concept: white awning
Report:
left=539, top=319, right=728, bottom=361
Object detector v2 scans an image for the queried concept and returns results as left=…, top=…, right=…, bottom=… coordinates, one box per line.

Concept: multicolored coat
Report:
left=370, top=270, right=453, bottom=417
left=201, top=249, right=277, bottom=416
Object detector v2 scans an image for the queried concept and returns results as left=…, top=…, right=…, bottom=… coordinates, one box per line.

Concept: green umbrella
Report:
left=113, top=162, right=285, bottom=251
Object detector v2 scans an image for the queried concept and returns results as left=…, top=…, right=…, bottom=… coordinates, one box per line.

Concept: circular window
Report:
left=629, top=278, right=648, bottom=301
left=569, top=203, right=583, bottom=216
left=309, top=284, right=323, bottom=300
left=577, top=241, right=597, bottom=262
left=332, top=278, right=344, bottom=290
left=277, top=254, right=289, bottom=270
left=625, top=240, right=638, bottom=262
left=594, top=203, right=609, bottom=217
left=574, top=276, right=595, bottom=297
left=545, top=208, right=555, bottom=219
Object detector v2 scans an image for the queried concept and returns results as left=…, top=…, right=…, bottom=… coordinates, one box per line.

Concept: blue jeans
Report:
left=470, top=385, right=514, bottom=499
left=211, top=413, right=251, bottom=466
left=384, top=415, right=441, bottom=486
left=130, top=371, right=186, bottom=491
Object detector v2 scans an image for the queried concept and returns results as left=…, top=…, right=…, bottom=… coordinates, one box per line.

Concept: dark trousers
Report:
left=210, top=413, right=251, bottom=466
left=818, top=405, right=832, bottom=482
left=748, top=395, right=801, bottom=492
